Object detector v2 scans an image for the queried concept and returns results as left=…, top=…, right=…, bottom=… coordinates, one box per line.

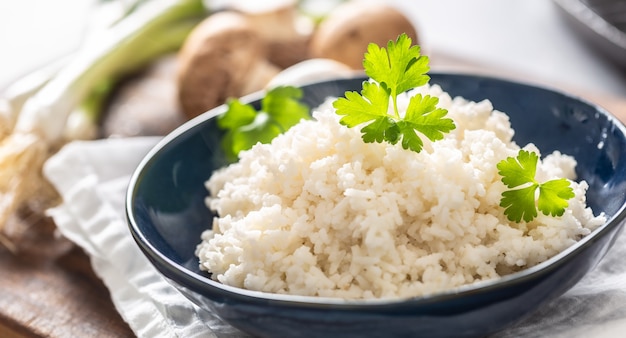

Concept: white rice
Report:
left=195, top=84, right=606, bottom=299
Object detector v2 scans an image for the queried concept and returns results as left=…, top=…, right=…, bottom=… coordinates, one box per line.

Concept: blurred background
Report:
left=0, top=1, right=625, bottom=335
left=1, top=0, right=625, bottom=97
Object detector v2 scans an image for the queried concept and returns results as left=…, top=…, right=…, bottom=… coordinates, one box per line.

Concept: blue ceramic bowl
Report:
left=126, top=73, right=626, bottom=338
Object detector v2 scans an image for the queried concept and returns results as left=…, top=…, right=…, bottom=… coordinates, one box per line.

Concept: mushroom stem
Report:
left=267, top=58, right=356, bottom=88
left=240, top=60, right=281, bottom=95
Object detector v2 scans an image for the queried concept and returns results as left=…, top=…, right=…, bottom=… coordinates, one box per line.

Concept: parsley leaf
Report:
left=333, top=81, right=393, bottom=143
left=218, top=86, right=309, bottom=160
left=537, top=179, right=576, bottom=217
left=399, top=94, right=456, bottom=152
left=333, top=33, right=455, bottom=153
left=497, top=150, right=575, bottom=222
left=363, top=33, right=430, bottom=100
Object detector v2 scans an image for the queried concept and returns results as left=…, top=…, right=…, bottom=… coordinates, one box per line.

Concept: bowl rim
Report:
left=126, top=72, right=626, bottom=308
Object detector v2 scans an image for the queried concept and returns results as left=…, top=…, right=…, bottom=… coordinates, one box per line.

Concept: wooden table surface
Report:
left=0, top=55, right=624, bottom=338
left=0, top=217, right=134, bottom=337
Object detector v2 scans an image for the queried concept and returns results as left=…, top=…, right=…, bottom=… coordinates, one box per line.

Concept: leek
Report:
left=0, top=56, right=68, bottom=139
left=0, top=0, right=207, bottom=238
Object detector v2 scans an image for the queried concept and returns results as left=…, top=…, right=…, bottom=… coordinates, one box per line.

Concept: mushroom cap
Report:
left=176, top=11, right=266, bottom=119
left=310, top=1, right=419, bottom=69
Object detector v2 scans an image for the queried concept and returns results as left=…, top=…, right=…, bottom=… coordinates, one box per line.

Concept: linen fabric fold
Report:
left=43, top=137, right=245, bottom=338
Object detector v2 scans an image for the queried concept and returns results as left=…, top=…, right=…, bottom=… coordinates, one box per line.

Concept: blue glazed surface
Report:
left=126, top=73, right=626, bottom=338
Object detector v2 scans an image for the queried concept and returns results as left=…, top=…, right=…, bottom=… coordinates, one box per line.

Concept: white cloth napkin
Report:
left=43, top=137, right=246, bottom=338
left=43, top=137, right=626, bottom=338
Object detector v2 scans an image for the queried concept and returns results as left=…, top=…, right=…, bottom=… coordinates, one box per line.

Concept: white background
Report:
left=0, top=0, right=625, bottom=95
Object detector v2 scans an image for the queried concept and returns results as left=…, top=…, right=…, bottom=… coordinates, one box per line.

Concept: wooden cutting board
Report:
left=0, top=217, right=134, bottom=337
left=0, top=54, right=624, bottom=338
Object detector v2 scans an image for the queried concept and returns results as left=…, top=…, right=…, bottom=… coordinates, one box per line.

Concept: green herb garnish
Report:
left=332, top=33, right=455, bottom=153
left=218, top=86, right=310, bottom=160
left=497, top=150, right=575, bottom=222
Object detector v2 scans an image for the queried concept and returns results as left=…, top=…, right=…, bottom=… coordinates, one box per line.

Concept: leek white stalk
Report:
left=0, top=56, right=68, bottom=139
left=0, top=0, right=206, bottom=235
left=63, top=16, right=200, bottom=141
left=15, top=0, right=205, bottom=142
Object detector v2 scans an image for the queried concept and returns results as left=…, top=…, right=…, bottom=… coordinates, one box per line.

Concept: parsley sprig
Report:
left=333, top=33, right=456, bottom=153
left=218, top=86, right=310, bottom=160
left=497, top=150, right=575, bottom=222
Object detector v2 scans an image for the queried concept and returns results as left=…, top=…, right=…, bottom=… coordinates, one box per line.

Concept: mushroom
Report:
left=220, top=0, right=314, bottom=69
left=266, top=58, right=356, bottom=89
left=309, top=1, right=419, bottom=69
left=176, top=11, right=280, bottom=119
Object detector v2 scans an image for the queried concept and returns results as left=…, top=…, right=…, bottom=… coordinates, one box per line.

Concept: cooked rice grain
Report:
left=196, top=84, right=605, bottom=299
